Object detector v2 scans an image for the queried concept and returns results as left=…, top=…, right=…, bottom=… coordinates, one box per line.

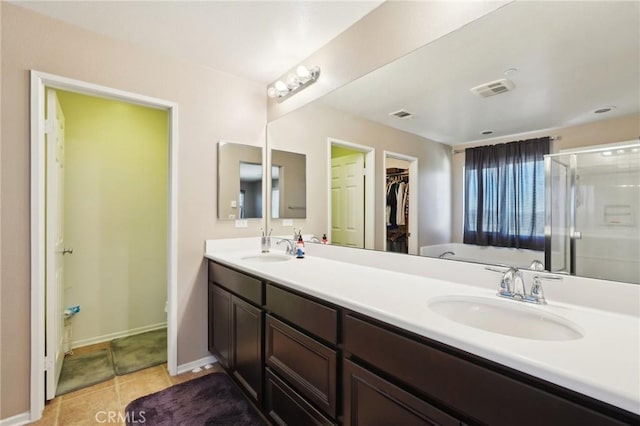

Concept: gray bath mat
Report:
left=111, top=328, right=167, bottom=375
left=56, top=349, right=114, bottom=396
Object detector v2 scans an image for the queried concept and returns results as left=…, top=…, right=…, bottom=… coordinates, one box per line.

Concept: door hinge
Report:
left=44, top=119, right=55, bottom=135
left=44, top=356, right=54, bottom=371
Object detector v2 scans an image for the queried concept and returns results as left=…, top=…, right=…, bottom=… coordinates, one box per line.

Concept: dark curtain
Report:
left=463, top=137, right=550, bottom=250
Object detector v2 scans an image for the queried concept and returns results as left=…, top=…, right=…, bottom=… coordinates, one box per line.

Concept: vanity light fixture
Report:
left=267, top=65, right=321, bottom=103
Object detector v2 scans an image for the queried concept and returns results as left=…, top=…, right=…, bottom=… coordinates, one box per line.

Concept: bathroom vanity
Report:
left=205, top=240, right=640, bottom=425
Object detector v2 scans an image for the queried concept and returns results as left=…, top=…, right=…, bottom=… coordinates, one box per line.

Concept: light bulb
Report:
left=296, top=65, right=310, bottom=79
left=274, top=80, right=287, bottom=92
left=286, top=73, right=300, bottom=88
left=267, top=86, right=277, bottom=98
left=602, top=151, right=612, bottom=157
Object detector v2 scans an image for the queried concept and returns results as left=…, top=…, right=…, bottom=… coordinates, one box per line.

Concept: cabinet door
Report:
left=344, top=360, right=459, bottom=426
left=266, top=314, right=337, bottom=418
left=209, top=283, right=232, bottom=368
left=232, top=296, right=264, bottom=402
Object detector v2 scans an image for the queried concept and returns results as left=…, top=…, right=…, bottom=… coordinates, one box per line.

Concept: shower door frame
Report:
left=545, top=141, right=640, bottom=276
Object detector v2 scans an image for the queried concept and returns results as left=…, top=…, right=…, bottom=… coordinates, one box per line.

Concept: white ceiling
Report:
left=319, top=1, right=640, bottom=145
left=12, top=0, right=384, bottom=83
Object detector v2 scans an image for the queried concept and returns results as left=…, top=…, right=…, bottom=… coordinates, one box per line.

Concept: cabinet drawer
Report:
left=344, top=359, right=459, bottom=426
left=266, top=284, right=338, bottom=344
left=345, top=314, right=625, bottom=426
left=209, top=261, right=263, bottom=305
left=265, top=368, right=335, bottom=426
left=266, top=314, right=337, bottom=418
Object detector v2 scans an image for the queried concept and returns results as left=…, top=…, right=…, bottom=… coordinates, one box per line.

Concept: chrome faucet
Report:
left=486, top=266, right=562, bottom=305
left=309, top=236, right=321, bottom=243
left=274, top=238, right=296, bottom=255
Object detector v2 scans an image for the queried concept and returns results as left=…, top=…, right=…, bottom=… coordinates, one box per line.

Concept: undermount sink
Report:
left=428, top=296, right=583, bottom=341
left=241, top=253, right=292, bottom=263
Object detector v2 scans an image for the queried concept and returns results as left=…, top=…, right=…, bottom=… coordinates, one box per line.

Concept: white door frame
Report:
left=30, top=70, right=179, bottom=420
left=383, top=151, right=418, bottom=255
left=327, top=138, right=375, bottom=249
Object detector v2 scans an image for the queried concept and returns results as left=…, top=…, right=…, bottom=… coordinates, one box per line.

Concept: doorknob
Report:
left=59, top=247, right=74, bottom=255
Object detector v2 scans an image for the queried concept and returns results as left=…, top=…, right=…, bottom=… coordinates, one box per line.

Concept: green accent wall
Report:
left=56, top=90, right=168, bottom=345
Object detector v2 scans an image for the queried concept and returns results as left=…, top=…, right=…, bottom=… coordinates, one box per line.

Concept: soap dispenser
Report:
left=295, top=235, right=305, bottom=259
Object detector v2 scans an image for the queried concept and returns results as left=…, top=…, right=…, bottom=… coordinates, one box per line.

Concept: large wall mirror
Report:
left=266, top=1, right=640, bottom=284
left=218, top=142, right=264, bottom=220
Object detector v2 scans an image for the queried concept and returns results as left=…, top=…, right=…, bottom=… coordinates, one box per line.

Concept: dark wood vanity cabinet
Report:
left=208, top=261, right=264, bottom=402
left=343, top=313, right=636, bottom=426
left=207, top=259, right=638, bottom=426
left=264, top=283, right=339, bottom=425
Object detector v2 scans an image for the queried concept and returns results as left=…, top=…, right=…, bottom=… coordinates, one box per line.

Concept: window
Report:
left=463, top=137, right=550, bottom=251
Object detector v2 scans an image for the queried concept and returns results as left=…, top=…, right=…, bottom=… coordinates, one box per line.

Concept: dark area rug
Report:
left=56, top=349, right=114, bottom=396
left=111, top=328, right=167, bottom=375
left=125, top=372, right=267, bottom=425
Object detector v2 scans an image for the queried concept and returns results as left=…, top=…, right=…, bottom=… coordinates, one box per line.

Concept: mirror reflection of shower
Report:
left=545, top=141, right=640, bottom=284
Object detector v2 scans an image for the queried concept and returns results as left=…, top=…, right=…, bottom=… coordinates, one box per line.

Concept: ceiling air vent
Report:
left=470, top=78, right=515, bottom=98
left=389, top=109, right=413, bottom=119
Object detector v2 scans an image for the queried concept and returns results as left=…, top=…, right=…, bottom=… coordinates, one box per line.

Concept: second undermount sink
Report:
left=428, top=296, right=583, bottom=341
left=241, top=253, right=292, bottom=263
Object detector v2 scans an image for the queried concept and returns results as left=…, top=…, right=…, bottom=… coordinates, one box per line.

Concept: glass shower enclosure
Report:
left=545, top=141, right=640, bottom=284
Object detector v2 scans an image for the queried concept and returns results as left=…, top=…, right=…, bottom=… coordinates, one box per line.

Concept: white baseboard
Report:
left=0, top=412, right=30, bottom=426
left=71, top=322, right=167, bottom=349
left=176, top=355, right=218, bottom=375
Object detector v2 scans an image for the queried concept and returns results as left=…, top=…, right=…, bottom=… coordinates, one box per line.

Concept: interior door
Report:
left=331, top=153, right=365, bottom=247
left=45, top=89, right=67, bottom=400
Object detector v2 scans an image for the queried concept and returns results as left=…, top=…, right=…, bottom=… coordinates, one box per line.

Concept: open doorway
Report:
left=49, top=89, right=168, bottom=397
left=30, top=71, right=178, bottom=420
left=327, top=138, right=375, bottom=249
left=384, top=152, right=418, bottom=255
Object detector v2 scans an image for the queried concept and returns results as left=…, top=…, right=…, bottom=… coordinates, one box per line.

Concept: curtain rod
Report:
left=452, top=136, right=560, bottom=154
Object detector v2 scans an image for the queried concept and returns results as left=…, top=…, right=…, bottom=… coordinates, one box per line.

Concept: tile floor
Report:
left=31, top=342, right=224, bottom=426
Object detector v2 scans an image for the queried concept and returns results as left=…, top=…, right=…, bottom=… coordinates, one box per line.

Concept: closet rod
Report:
left=451, top=135, right=560, bottom=155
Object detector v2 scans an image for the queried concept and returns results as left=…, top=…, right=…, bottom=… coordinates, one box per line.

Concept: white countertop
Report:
left=205, top=242, right=640, bottom=415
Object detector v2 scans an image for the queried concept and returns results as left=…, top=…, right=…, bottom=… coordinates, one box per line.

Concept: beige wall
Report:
left=267, top=0, right=510, bottom=121
left=0, top=3, right=266, bottom=419
left=56, top=90, right=168, bottom=345
left=0, top=0, right=3, bottom=410
left=451, top=114, right=640, bottom=242
left=267, top=102, right=451, bottom=250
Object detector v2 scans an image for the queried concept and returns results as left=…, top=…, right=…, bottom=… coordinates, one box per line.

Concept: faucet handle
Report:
left=525, top=274, right=562, bottom=304
left=486, top=266, right=519, bottom=297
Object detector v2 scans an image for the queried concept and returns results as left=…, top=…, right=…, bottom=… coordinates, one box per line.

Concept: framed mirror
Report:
left=218, top=142, right=263, bottom=220
left=270, top=149, right=306, bottom=219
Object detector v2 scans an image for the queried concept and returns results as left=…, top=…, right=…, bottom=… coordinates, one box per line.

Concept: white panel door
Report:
left=45, top=89, right=67, bottom=400
left=331, top=153, right=365, bottom=247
